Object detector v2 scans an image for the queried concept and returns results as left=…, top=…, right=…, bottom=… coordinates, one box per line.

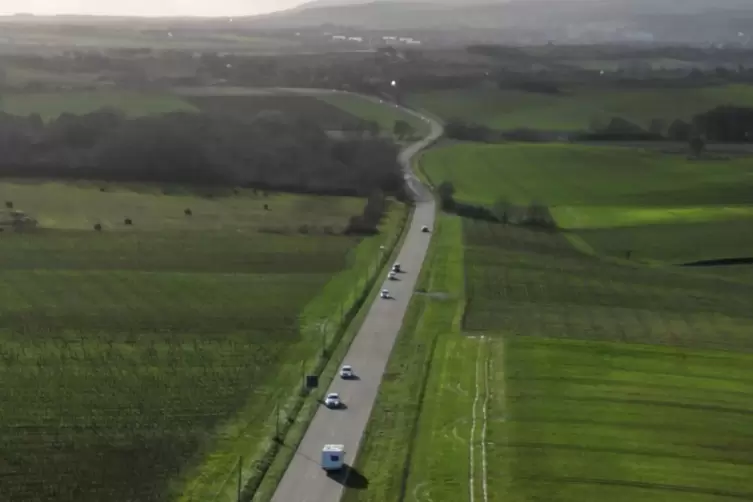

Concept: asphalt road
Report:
left=270, top=101, right=443, bottom=502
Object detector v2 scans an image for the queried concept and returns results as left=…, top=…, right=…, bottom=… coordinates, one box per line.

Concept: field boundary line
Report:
left=481, top=338, right=490, bottom=502
left=469, top=338, right=482, bottom=502
left=396, top=318, right=442, bottom=502
left=394, top=220, right=446, bottom=502
left=394, top=216, right=465, bottom=502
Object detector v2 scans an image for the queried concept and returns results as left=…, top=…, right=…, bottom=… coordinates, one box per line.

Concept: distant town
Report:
left=329, top=33, right=421, bottom=46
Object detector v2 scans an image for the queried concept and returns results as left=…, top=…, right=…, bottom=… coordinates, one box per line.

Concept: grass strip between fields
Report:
left=342, top=213, right=466, bottom=502
left=245, top=202, right=414, bottom=502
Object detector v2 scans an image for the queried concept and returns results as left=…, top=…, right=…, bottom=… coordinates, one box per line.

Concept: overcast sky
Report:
left=0, top=0, right=306, bottom=17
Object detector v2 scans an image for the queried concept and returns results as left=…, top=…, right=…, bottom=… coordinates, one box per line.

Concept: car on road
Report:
left=324, top=392, right=342, bottom=409
left=380, top=289, right=391, bottom=299
left=340, top=365, right=354, bottom=379
left=392, top=262, right=401, bottom=273
left=388, top=271, right=397, bottom=281
left=421, top=225, right=430, bottom=233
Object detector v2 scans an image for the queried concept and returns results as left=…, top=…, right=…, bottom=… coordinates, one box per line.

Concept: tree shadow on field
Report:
left=327, top=464, right=369, bottom=489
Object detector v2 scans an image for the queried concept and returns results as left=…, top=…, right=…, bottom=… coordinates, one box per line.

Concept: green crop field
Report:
left=0, top=89, right=426, bottom=141
left=187, top=95, right=366, bottom=131
left=0, top=180, right=406, bottom=502
left=0, top=28, right=300, bottom=52
left=317, top=93, right=431, bottom=139
left=2, top=65, right=103, bottom=89
left=345, top=214, right=753, bottom=502
left=0, top=90, right=197, bottom=121
left=409, top=84, right=753, bottom=131
left=461, top=220, right=753, bottom=346
left=421, top=143, right=753, bottom=263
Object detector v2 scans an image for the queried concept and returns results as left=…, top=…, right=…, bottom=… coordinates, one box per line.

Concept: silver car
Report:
left=324, top=392, right=342, bottom=408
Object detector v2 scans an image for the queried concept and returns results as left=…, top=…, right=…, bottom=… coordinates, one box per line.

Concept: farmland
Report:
left=186, top=95, right=366, bottom=131
left=0, top=91, right=197, bottom=121
left=0, top=180, right=407, bottom=502
left=0, top=22, right=302, bottom=53
left=421, top=143, right=753, bottom=263
left=316, top=93, right=431, bottom=139
left=346, top=132, right=753, bottom=502
left=345, top=214, right=753, bottom=502
left=408, top=84, right=753, bottom=131
left=0, top=88, right=426, bottom=140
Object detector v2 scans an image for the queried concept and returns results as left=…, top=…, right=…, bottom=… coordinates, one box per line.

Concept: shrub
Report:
left=437, top=181, right=456, bottom=211
left=668, top=119, right=693, bottom=141
left=184, top=208, right=193, bottom=216
left=525, top=202, right=558, bottom=230
left=343, top=215, right=379, bottom=235
left=689, top=136, right=706, bottom=157
left=124, top=218, right=133, bottom=225
left=5, top=201, right=12, bottom=209
left=94, top=223, right=103, bottom=231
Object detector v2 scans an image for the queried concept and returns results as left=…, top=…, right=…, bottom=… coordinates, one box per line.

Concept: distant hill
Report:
left=243, top=0, right=753, bottom=45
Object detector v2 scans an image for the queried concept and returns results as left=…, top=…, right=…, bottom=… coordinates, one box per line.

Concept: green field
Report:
left=345, top=214, right=753, bottom=502
left=187, top=95, right=366, bottom=131
left=317, top=93, right=431, bottom=139
left=0, top=90, right=197, bottom=120
left=409, top=84, right=753, bottom=131
left=0, top=89, right=427, bottom=141
left=0, top=28, right=300, bottom=52
left=0, top=180, right=405, bottom=502
left=421, top=143, right=753, bottom=263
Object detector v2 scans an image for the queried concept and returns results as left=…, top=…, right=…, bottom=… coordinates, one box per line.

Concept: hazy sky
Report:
left=0, top=0, right=306, bottom=17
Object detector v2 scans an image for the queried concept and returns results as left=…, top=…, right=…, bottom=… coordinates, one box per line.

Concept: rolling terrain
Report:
left=409, top=85, right=753, bottom=132
left=0, top=180, right=408, bottom=502
left=345, top=138, right=753, bottom=502
left=421, top=143, right=753, bottom=264
left=0, top=88, right=429, bottom=502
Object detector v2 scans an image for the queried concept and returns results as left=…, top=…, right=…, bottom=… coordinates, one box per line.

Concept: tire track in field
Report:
left=470, top=337, right=493, bottom=502
left=481, top=338, right=490, bottom=502
left=469, top=339, right=482, bottom=502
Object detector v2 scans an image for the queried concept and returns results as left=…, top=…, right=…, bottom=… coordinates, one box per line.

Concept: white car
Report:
left=388, top=272, right=397, bottom=281
left=324, top=392, right=342, bottom=408
left=340, top=365, right=354, bottom=379
left=380, top=289, right=391, bottom=299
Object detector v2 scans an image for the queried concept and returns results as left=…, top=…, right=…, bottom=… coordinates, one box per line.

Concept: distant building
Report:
left=332, top=35, right=346, bottom=41
left=348, top=37, right=363, bottom=42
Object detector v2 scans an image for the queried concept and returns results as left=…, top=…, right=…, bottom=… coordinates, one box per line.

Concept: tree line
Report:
left=444, top=106, right=753, bottom=144
left=436, top=181, right=557, bottom=230
left=0, top=108, right=405, bottom=198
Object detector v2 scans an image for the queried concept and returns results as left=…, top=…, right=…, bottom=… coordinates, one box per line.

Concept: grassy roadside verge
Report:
left=342, top=213, right=465, bottom=502
left=246, top=200, right=414, bottom=502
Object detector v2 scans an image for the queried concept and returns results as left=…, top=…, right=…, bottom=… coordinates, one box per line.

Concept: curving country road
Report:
left=268, top=94, right=443, bottom=502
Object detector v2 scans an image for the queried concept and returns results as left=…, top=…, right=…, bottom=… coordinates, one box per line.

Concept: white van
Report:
left=321, top=444, right=345, bottom=471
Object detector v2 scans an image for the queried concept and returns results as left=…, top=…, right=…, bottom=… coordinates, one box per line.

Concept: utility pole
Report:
left=274, top=400, right=280, bottom=442
left=301, top=360, right=305, bottom=393
left=320, top=321, right=328, bottom=358
left=236, top=456, right=242, bottom=502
